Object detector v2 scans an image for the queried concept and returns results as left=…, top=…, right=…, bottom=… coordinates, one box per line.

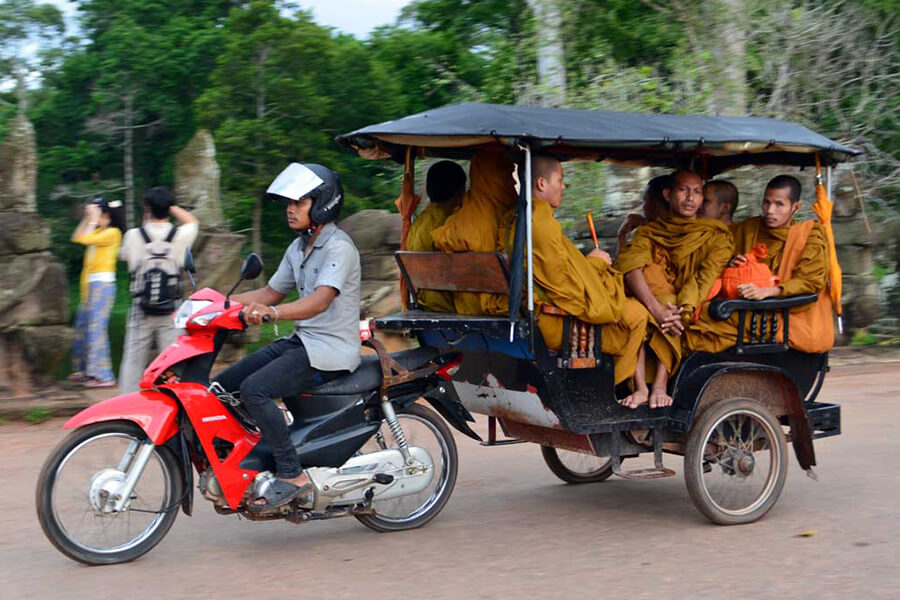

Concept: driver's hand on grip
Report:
left=243, top=302, right=276, bottom=325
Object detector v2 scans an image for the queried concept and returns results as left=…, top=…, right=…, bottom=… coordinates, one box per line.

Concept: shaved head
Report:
left=531, top=154, right=565, bottom=208
left=532, top=154, right=562, bottom=184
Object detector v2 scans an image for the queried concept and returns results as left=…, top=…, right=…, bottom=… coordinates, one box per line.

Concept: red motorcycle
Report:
left=36, top=254, right=478, bottom=565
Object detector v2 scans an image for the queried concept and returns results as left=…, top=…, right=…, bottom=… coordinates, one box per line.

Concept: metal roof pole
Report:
left=524, top=144, right=535, bottom=348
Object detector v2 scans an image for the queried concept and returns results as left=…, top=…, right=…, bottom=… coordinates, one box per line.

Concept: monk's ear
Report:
left=662, top=187, right=672, bottom=203
left=791, top=201, right=802, bottom=217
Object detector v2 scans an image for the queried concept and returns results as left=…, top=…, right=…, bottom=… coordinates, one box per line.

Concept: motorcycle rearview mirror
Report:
left=224, top=253, right=265, bottom=308
left=240, top=253, right=264, bottom=281
left=183, top=248, right=196, bottom=290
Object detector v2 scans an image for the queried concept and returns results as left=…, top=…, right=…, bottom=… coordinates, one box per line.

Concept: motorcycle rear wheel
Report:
left=355, top=403, right=458, bottom=532
left=36, top=422, right=182, bottom=565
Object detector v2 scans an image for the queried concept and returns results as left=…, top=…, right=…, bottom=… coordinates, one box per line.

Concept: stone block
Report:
left=0, top=113, right=37, bottom=212
left=360, top=279, right=401, bottom=318
left=0, top=212, right=50, bottom=255
left=0, top=253, right=70, bottom=329
left=833, top=217, right=874, bottom=247
left=361, top=254, right=399, bottom=281
left=340, top=210, right=401, bottom=251
left=174, top=130, right=224, bottom=229
left=191, top=231, right=247, bottom=292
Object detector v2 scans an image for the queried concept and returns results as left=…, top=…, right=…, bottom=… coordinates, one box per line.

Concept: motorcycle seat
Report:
left=312, top=346, right=441, bottom=395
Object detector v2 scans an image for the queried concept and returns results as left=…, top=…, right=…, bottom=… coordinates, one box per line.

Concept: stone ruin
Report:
left=0, top=113, right=74, bottom=401
left=339, top=209, right=403, bottom=318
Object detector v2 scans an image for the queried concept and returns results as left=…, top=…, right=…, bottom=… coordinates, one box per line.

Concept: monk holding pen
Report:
left=496, top=154, right=649, bottom=397
left=614, top=170, right=734, bottom=409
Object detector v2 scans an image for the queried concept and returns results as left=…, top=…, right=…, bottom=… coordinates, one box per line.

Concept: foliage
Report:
left=1, top=0, right=894, bottom=309
left=25, top=407, right=53, bottom=424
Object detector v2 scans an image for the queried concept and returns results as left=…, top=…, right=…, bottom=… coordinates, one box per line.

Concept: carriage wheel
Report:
left=541, top=446, right=614, bottom=484
left=684, top=398, right=787, bottom=525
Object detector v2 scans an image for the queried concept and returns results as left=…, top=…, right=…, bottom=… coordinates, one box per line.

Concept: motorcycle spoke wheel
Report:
left=355, top=403, right=457, bottom=532
left=36, top=423, right=182, bottom=565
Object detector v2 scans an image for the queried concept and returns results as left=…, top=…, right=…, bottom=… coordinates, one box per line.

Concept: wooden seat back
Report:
left=395, top=251, right=510, bottom=296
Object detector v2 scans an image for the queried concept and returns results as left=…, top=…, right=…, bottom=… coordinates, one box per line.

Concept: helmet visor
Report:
left=266, top=163, right=324, bottom=202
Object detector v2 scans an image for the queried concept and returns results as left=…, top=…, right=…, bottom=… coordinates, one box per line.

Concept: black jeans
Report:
left=214, top=336, right=343, bottom=478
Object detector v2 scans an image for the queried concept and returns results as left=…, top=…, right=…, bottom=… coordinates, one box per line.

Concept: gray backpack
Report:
left=131, top=225, right=182, bottom=315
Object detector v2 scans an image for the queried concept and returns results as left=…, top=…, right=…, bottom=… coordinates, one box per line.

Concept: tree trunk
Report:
left=712, top=0, right=747, bottom=115
left=526, top=0, right=566, bottom=107
left=251, top=44, right=270, bottom=257
left=123, top=91, right=136, bottom=229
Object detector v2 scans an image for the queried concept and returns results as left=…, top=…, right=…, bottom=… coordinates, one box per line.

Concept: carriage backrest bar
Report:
left=395, top=251, right=511, bottom=296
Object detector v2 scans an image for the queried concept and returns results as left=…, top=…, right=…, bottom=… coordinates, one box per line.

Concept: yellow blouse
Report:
left=74, top=227, right=122, bottom=301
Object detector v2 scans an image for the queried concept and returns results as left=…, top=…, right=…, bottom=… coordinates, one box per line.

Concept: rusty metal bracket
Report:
left=479, top=416, right=525, bottom=446
left=363, top=338, right=439, bottom=398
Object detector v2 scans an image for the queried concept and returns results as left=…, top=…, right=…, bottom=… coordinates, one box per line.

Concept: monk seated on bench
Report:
left=407, top=160, right=467, bottom=312
left=687, top=175, right=834, bottom=354
left=496, top=154, right=650, bottom=399
left=432, top=149, right=518, bottom=315
left=614, top=170, right=733, bottom=408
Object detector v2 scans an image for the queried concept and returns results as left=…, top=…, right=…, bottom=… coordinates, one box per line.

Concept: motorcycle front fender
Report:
left=64, top=390, right=180, bottom=445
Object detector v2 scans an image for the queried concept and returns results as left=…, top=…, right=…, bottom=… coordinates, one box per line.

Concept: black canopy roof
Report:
left=336, top=102, right=859, bottom=175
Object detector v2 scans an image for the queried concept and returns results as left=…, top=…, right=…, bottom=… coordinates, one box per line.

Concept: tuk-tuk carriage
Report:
left=336, top=102, right=857, bottom=525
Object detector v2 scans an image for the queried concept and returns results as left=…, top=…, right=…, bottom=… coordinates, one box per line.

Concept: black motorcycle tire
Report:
left=355, top=403, right=458, bottom=533
left=36, top=422, right=183, bottom=565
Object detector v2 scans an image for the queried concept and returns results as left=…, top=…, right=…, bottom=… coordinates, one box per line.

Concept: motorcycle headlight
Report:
left=190, top=311, right=222, bottom=327
left=173, top=300, right=213, bottom=329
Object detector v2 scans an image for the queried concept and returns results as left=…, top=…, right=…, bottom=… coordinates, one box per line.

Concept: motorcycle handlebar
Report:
left=237, top=311, right=271, bottom=327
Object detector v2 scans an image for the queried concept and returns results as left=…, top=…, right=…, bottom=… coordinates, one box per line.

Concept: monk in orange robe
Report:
left=407, top=161, right=467, bottom=312
left=497, top=155, right=649, bottom=394
left=687, top=175, right=832, bottom=353
left=432, top=149, right=518, bottom=314
left=614, top=170, right=733, bottom=408
left=701, top=179, right=739, bottom=229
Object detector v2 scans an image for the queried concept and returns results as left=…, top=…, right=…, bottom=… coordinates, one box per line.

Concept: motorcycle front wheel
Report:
left=36, top=422, right=182, bottom=565
left=355, top=402, right=458, bottom=532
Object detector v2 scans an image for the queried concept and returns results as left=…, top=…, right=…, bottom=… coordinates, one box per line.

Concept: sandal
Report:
left=249, top=480, right=313, bottom=512
left=67, top=372, right=91, bottom=383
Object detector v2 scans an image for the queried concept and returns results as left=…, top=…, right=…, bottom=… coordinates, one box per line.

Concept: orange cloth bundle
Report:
left=719, top=243, right=780, bottom=299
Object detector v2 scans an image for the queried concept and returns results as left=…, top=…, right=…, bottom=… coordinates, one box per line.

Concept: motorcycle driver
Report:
left=214, top=163, right=361, bottom=510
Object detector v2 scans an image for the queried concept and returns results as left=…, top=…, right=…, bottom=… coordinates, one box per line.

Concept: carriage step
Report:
left=612, top=466, right=676, bottom=480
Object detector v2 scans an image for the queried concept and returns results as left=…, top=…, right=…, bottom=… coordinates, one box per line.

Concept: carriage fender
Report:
left=674, top=362, right=816, bottom=470
left=64, top=390, right=180, bottom=445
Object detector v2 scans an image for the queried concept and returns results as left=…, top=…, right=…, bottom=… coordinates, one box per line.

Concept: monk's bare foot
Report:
left=648, top=387, right=673, bottom=409
left=618, top=385, right=649, bottom=409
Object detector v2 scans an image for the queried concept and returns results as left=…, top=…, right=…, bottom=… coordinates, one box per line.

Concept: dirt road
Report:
left=1, top=361, right=897, bottom=600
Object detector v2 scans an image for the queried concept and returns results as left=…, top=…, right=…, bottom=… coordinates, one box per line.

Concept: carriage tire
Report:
left=684, top=399, right=788, bottom=526
left=541, top=446, right=615, bottom=484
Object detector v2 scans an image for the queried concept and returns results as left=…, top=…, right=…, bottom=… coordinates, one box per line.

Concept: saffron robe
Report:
left=686, top=217, right=831, bottom=353
left=407, top=201, right=456, bottom=312
left=432, top=149, right=518, bottom=314
left=614, top=216, right=734, bottom=374
left=497, top=200, right=649, bottom=385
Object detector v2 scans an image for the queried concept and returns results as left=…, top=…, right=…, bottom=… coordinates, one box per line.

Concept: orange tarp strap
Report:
left=395, top=147, right=420, bottom=310
left=813, top=154, right=843, bottom=316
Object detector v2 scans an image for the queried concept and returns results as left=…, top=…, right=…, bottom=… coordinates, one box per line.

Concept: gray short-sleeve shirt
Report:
left=268, top=223, right=361, bottom=372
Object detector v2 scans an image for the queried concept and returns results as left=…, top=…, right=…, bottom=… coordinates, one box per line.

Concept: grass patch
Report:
left=873, top=264, right=892, bottom=283
left=0, top=417, right=7, bottom=426
left=26, top=407, right=53, bottom=425
left=850, top=331, right=880, bottom=346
